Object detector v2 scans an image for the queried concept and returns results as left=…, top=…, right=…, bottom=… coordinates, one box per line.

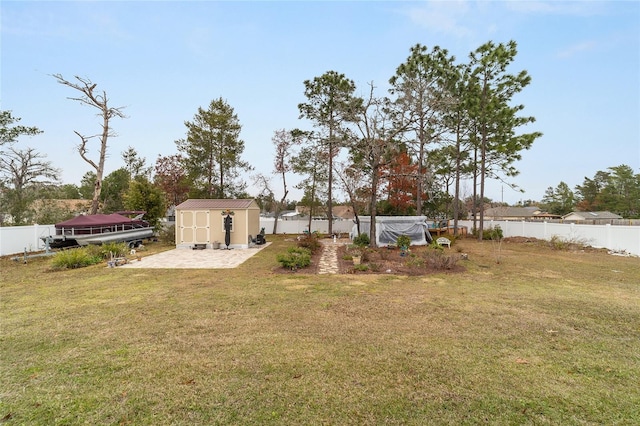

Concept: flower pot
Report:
left=352, top=256, right=361, bottom=265
left=212, top=242, right=221, bottom=250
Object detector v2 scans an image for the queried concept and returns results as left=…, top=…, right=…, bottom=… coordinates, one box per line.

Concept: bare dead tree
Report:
left=0, top=147, right=60, bottom=224
left=52, top=74, right=126, bottom=214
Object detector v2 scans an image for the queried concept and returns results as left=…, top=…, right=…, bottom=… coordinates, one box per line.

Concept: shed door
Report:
left=180, top=211, right=194, bottom=244
left=194, top=211, right=210, bottom=243
left=180, top=210, right=210, bottom=244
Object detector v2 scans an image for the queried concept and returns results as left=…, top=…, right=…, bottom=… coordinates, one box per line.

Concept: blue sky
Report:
left=2, top=0, right=639, bottom=205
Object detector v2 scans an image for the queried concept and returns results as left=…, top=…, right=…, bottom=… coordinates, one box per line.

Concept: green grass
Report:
left=1, top=236, right=639, bottom=425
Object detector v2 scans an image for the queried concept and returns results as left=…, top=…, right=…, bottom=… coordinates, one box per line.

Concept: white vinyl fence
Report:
left=458, top=220, right=640, bottom=257
left=259, top=218, right=354, bottom=236
left=0, top=224, right=55, bottom=256
left=3, top=219, right=639, bottom=257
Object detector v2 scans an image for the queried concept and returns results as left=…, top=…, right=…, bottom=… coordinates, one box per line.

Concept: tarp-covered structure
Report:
left=351, top=216, right=433, bottom=246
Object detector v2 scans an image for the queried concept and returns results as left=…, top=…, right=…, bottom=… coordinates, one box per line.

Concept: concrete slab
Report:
left=119, top=243, right=271, bottom=269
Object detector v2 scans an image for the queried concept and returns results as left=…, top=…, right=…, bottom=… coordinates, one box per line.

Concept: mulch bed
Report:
left=336, top=244, right=465, bottom=275
left=274, top=242, right=465, bottom=276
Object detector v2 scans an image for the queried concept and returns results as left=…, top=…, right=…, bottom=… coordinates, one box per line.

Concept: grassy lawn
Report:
left=1, top=236, right=639, bottom=425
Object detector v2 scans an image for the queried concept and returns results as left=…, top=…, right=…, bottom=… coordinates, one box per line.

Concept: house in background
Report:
left=291, top=205, right=355, bottom=221
left=562, top=211, right=623, bottom=223
left=175, top=199, right=261, bottom=249
left=482, top=206, right=559, bottom=221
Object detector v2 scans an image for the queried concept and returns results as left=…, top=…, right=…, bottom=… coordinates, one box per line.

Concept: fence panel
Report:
left=458, top=220, right=640, bottom=256
left=0, top=224, right=55, bottom=256
left=260, top=219, right=353, bottom=236
left=4, top=220, right=639, bottom=257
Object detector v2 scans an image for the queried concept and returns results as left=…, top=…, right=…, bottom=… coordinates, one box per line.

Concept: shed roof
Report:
left=175, top=199, right=257, bottom=210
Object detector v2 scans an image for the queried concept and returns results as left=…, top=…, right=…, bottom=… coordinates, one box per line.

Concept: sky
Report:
left=2, top=0, right=639, bottom=206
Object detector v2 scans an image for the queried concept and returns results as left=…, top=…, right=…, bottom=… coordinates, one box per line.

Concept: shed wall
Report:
left=175, top=204, right=260, bottom=249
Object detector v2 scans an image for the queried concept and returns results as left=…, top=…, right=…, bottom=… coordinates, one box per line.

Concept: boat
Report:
left=42, top=211, right=154, bottom=249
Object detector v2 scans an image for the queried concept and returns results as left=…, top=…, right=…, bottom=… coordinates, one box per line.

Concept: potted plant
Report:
left=348, top=245, right=363, bottom=265
left=212, top=241, right=221, bottom=249
left=396, top=235, right=411, bottom=256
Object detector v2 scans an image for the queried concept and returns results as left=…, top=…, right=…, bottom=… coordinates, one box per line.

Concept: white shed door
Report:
left=180, top=210, right=210, bottom=244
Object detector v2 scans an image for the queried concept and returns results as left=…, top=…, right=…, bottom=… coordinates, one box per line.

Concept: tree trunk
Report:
left=327, top=134, right=334, bottom=235
left=369, top=165, right=380, bottom=248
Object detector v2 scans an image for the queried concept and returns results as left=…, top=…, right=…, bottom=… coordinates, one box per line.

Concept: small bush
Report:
left=157, top=224, right=175, bottom=244
left=396, top=235, right=411, bottom=249
left=51, top=247, right=103, bottom=270
left=277, top=247, right=312, bottom=270
left=482, top=225, right=503, bottom=241
left=297, top=233, right=321, bottom=254
left=405, top=255, right=425, bottom=268
left=423, top=249, right=459, bottom=270
left=430, top=240, right=444, bottom=251
left=353, top=233, right=370, bottom=247
left=353, top=264, right=369, bottom=272
left=99, top=242, right=129, bottom=258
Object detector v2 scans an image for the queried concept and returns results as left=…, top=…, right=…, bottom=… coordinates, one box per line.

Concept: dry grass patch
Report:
left=1, top=236, right=639, bottom=424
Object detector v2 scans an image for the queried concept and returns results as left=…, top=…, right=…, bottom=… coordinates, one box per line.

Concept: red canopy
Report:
left=55, top=214, right=137, bottom=229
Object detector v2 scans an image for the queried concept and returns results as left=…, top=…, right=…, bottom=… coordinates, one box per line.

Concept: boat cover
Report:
left=55, top=214, right=140, bottom=229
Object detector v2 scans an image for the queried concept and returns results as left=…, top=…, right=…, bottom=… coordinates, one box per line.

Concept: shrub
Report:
left=99, top=242, right=129, bottom=259
left=396, top=235, right=411, bottom=249
left=51, top=247, right=103, bottom=270
left=430, top=240, right=444, bottom=251
left=157, top=224, right=175, bottom=244
left=405, top=255, right=425, bottom=268
left=277, top=247, right=312, bottom=270
left=297, top=233, right=321, bottom=254
left=423, top=249, right=459, bottom=270
left=353, top=232, right=370, bottom=247
left=482, top=225, right=503, bottom=241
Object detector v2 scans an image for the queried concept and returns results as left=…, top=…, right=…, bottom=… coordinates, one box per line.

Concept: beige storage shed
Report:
left=175, top=199, right=261, bottom=249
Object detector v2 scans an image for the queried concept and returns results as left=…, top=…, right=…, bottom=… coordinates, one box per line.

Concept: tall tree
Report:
left=575, top=171, right=609, bottom=212
left=467, top=41, right=541, bottom=239
left=100, top=168, right=130, bottom=213
left=389, top=44, right=456, bottom=215
left=440, top=62, right=475, bottom=234
left=346, top=83, right=403, bottom=247
left=0, top=147, right=59, bottom=225
left=122, top=146, right=150, bottom=179
left=291, top=131, right=329, bottom=233
left=334, top=160, right=368, bottom=235
left=252, top=173, right=276, bottom=215
left=600, top=165, right=640, bottom=217
left=384, top=150, right=418, bottom=215
left=154, top=154, right=189, bottom=207
left=123, top=176, right=166, bottom=229
left=541, top=181, right=575, bottom=215
left=177, top=98, right=251, bottom=198
left=53, top=74, right=126, bottom=215
left=0, top=110, right=42, bottom=149
left=298, top=71, right=357, bottom=234
left=271, top=129, right=296, bottom=234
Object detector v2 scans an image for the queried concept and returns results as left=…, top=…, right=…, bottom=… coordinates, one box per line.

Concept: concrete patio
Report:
left=119, top=243, right=271, bottom=269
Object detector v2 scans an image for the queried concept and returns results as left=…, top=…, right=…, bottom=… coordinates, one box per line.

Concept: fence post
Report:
left=34, top=224, right=40, bottom=252
left=606, top=224, right=612, bottom=250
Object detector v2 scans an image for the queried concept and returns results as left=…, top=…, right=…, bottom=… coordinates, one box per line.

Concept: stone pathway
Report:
left=317, top=239, right=347, bottom=274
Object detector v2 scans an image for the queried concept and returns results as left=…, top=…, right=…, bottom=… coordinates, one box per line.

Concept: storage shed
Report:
left=175, top=199, right=261, bottom=249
